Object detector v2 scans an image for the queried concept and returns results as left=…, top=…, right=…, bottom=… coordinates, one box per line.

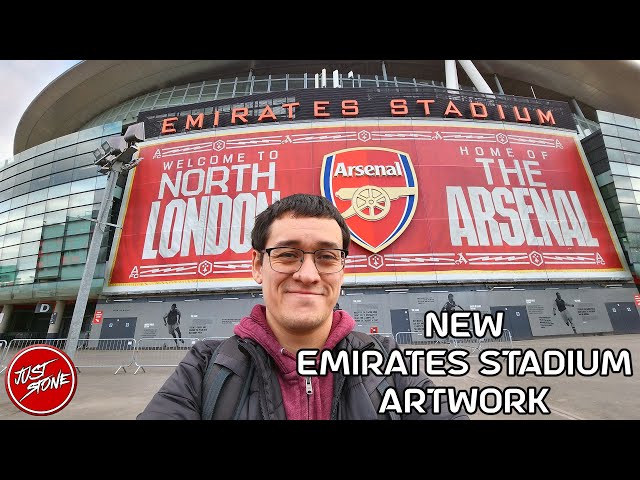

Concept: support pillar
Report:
left=445, top=60, right=459, bottom=90
left=571, top=98, right=586, bottom=119
left=0, top=304, right=13, bottom=336
left=493, top=74, right=505, bottom=94
left=457, top=60, right=493, bottom=94
left=46, top=300, right=66, bottom=339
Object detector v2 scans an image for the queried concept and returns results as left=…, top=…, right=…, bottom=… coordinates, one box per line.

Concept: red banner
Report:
left=104, top=121, right=629, bottom=293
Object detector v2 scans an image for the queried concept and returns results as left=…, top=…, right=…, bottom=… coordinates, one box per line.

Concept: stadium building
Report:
left=1, top=59, right=640, bottom=345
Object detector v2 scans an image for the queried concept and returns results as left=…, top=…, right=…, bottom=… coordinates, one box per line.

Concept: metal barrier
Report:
left=0, top=330, right=512, bottom=377
left=74, top=338, right=137, bottom=374
left=449, top=332, right=485, bottom=355
left=0, top=338, right=68, bottom=374
left=394, top=331, right=457, bottom=348
left=454, top=329, right=513, bottom=357
left=372, top=332, right=394, bottom=339
left=133, top=337, right=200, bottom=374
left=395, top=329, right=514, bottom=356
left=0, top=339, right=7, bottom=373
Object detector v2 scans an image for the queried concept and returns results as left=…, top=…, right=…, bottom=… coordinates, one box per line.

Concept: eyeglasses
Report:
left=261, top=247, right=348, bottom=274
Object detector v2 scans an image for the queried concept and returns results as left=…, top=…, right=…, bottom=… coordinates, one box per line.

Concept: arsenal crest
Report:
left=321, top=147, right=418, bottom=253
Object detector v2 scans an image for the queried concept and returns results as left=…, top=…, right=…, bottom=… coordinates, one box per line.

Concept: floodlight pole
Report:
left=64, top=162, right=122, bottom=361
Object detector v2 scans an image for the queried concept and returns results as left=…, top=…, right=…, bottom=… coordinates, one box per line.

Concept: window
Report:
left=36, top=266, right=59, bottom=280
left=48, top=183, right=72, bottom=199
left=19, top=243, right=40, bottom=257
left=37, top=252, right=62, bottom=269
left=66, top=220, right=91, bottom=236
left=69, top=191, right=94, bottom=208
left=14, top=269, right=35, bottom=285
left=26, top=201, right=46, bottom=217
left=60, top=264, right=85, bottom=280
left=40, top=237, right=64, bottom=253
left=21, top=227, right=42, bottom=243
left=17, top=255, right=38, bottom=270
left=64, top=234, right=90, bottom=250
left=70, top=177, right=97, bottom=194
left=62, top=249, right=88, bottom=265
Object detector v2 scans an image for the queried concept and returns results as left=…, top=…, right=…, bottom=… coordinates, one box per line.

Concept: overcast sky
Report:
left=0, top=60, right=81, bottom=163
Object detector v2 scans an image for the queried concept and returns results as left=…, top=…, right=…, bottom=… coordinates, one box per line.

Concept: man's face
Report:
left=252, top=213, right=345, bottom=335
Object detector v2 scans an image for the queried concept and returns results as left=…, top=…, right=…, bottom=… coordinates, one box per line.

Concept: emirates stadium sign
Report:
left=137, top=87, right=577, bottom=137
left=103, top=119, right=630, bottom=294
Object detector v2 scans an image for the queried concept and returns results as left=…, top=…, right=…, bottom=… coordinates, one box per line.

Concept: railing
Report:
left=0, top=331, right=514, bottom=376
left=372, top=332, right=394, bottom=339
left=395, top=331, right=457, bottom=347
left=0, top=338, right=67, bottom=374
left=454, top=329, right=514, bottom=357
left=0, top=339, right=7, bottom=373
left=74, top=338, right=138, bottom=374
left=133, top=337, right=200, bottom=374
left=394, top=329, right=513, bottom=356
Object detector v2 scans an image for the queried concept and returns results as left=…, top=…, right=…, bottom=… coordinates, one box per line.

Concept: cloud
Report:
left=0, top=60, right=81, bottom=163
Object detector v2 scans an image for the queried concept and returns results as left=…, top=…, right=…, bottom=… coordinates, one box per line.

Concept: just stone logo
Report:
left=321, top=147, right=418, bottom=253
left=4, top=344, right=77, bottom=416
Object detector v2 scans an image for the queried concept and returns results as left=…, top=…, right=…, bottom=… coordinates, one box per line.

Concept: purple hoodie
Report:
left=234, top=304, right=355, bottom=420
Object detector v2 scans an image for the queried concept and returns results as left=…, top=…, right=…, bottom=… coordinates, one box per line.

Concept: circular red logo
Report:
left=4, top=344, right=78, bottom=416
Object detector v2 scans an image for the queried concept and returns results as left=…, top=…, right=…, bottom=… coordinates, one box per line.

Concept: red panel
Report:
left=105, top=122, right=627, bottom=292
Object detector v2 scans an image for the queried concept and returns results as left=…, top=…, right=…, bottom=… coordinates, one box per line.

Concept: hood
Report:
left=233, top=304, right=355, bottom=374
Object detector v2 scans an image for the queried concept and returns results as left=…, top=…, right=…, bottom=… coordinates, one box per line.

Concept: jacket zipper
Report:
left=306, top=375, right=313, bottom=420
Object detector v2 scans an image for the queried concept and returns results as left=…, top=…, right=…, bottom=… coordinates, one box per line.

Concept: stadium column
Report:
left=0, top=304, right=13, bottom=335
left=46, top=300, right=66, bottom=339
left=445, top=60, right=459, bottom=90
left=457, top=60, right=494, bottom=94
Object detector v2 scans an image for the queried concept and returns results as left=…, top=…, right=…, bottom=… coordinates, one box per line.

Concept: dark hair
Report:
left=171, top=303, right=177, bottom=307
left=251, top=194, right=350, bottom=254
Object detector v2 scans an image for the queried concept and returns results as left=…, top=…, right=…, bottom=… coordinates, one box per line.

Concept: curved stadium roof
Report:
left=14, top=59, right=640, bottom=155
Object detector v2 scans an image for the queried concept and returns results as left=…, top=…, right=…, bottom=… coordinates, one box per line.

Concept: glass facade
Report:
left=0, top=122, right=125, bottom=302
left=583, top=110, right=640, bottom=283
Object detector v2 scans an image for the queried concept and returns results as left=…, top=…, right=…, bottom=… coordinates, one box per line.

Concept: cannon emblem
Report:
left=335, top=185, right=418, bottom=221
